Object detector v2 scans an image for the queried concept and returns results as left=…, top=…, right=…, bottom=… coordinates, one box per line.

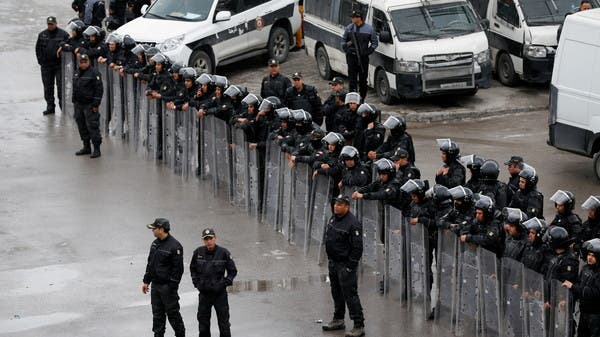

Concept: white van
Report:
left=303, top=0, right=492, bottom=104
left=115, top=0, right=301, bottom=73
left=469, top=0, right=597, bottom=86
left=548, top=9, right=600, bottom=178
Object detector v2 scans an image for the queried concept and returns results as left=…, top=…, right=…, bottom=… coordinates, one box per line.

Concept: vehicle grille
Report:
left=136, top=41, right=157, bottom=47
left=422, top=53, right=475, bottom=92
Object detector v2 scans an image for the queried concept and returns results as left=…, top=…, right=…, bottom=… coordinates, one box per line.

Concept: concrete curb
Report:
left=381, top=104, right=549, bottom=123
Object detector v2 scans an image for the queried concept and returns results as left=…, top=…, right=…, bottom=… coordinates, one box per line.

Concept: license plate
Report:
left=440, top=82, right=467, bottom=89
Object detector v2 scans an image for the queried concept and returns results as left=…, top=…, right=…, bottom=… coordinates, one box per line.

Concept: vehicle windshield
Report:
left=145, top=0, right=214, bottom=22
left=390, top=2, right=481, bottom=41
left=520, top=0, right=582, bottom=25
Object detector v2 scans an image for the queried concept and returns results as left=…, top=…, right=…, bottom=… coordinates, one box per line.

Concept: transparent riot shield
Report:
left=137, top=92, right=149, bottom=155
left=200, top=116, right=217, bottom=191
left=162, top=107, right=176, bottom=168
left=360, top=199, right=383, bottom=292
left=261, top=140, right=281, bottom=229
left=109, top=70, right=124, bottom=138
left=124, top=74, right=136, bottom=145
left=523, top=268, right=545, bottom=337
left=480, top=248, right=500, bottom=337
left=231, top=127, right=248, bottom=210
left=406, top=221, right=431, bottom=321
left=214, top=119, right=233, bottom=199
left=279, top=152, right=293, bottom=241
left=147, top=99, right=161, bottom=161
left=185, top=108, right=199, bottom=179
left=550, top=280, right=571, bottom=337
left=455, top=242, right=480, bottom=336
left=174, top=109, right=186, bottom=176
left=61, top=52, right=75, bottom=118
left=435, top=229, right=459, bottom=327
left=501, top=257, right=525, bottom=337
left=307, top=174, right=331, bottom=265
left=248, top=145, right=261, bottom=220
left=385, top=205, right=406, bottom=301
left=98, top=63, right=110, bottom=135
left=291, top=162, right=311, bottom=251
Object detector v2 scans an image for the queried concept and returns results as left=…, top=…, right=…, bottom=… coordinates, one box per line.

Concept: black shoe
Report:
left=90, top=146, right=101, bottom=158
left=43, top=109, right=55, bottom=116
left=322, top=319, right=345, bottom=331
left=75, top=143, right=91, bottom=156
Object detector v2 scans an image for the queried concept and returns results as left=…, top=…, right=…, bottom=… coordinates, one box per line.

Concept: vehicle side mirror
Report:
left=141, top=4, right=148, bottom=15
left=215, top=11, right=232, bottom=22
left=480, top=18, right=490, bottom=30
left=379, top=30, right=392, bottom=44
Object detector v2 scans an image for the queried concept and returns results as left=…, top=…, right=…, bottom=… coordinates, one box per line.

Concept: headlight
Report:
left=475, top=49, right=489, bottom=64
left=524, top=44, right=547, bottom=58
left=394, top=60, right=420, bottom=73
left=158, top=34, right=185, bottom=52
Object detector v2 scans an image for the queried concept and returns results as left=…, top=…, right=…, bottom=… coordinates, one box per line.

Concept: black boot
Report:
left=43, top=108, right=55, bottom=116
left=90, top=144, right=101, bottom=158
left=75, top=142, right=91, bottom=156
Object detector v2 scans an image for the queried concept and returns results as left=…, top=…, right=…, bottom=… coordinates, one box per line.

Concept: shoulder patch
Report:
left=355, top=230, right=360, bottom=236
left=176, top=249, right=181, bottom=255
left=96, top=76, right=100, bottom=80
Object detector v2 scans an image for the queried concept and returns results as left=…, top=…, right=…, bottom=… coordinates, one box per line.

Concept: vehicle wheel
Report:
left=189, top=50, right=213, bottom=74
left=497, top=52, right=518, bottom=86
left=593, top=152, right=600, bottom=180
left=316, top=46, right=332, bottom=80
left=268, top=27, right=290, bottom=64
left=375, top=69, right=395, bottom=105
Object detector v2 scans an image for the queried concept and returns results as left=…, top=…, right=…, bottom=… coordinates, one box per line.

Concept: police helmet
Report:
left=518, top=164, right=539, bottom=188
left=474, top=194, right=494, bottom=215
left=195, top=73, right=213, bottom=86
left=344, top=92, right=361, bottom=105
left=224, top=85, right=247, bottom=99
left=582, top=196, right=600, bottom=212
left=400, top=179, right=430, bottom=196
left=179, top=67, right=197, bottom=80
left=460, top=154, right=485, bottom=171
left=430, top=184, right=453, bottom=207
left=241, top=94, right=263, bottom=108
left=258, top=96, right=282, bottom=112
left=211, top=75, right=229, bottom=89
left=544, top=226, right=573, bottom=249
left=293, top=109, right=313, bottom=126
left=550, top=190, right=576, bottom=212
left=374, top=158, right=396, bottom=179
left=449, top=186, right=474, bottom=204
left=106, top=32, right=123, bottom=45
left=131, top=44, right=148, bottom=55
left=151, top=53, right=170, bottom=65
left=83, top=26, right=102, bottom=39
left=310, top=128, right=326, bottom=142
left=322, top=132, right=345, bottom=147
left=340, top=145, right=360, bottom=161
left=523, top=217, right=547, bottom=237
left=480, top=160, right=500, bottom=181
left=437, top=138, right=460, bottom=157
left=582, top=238, right=600, bottom=256
left=276, top=108, right=293, bottom=122
left=383, top=116, right=406, bottom=133
left=357, top=103, right=380, bottom=116
left=67, top=19, right=86, bottom=34
left=169, top=62, right=183, bottom=74
left=122, top=34, right=136, bottom=51
left=502, top=207, right=528, bottom=227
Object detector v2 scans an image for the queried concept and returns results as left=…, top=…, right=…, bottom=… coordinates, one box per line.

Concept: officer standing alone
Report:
left=36, top=16, right=69, bottom=116
left=142, top=218, right=186, bottom=337
left=190, top=228, right=237, bottom=337
left=341, top=10, right=378, bottom=101
left=322, top=196, right=365, bottom=337
left=72, top=54, right=104, bottom=158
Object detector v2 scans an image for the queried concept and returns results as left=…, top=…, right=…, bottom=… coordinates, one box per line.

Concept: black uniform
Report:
left=357, top=178, right=401, bottom=210
left=334, top=106, right=359, bottom=143
left=579, top=217, right=600, bottom=251
left=260, top=72, right=291, bottom=101
left=503, top=231, right=528, bottom=260
left=374, top=132, right=416, bottom=163
left=550, top=212, right=583, bottom=239
left=341, top=22, right=378, bottom=99
left=393, top=163, right=421, bottom=214
left=354, top=122, right=385, bottom=162
left=340, top=163, right=370, bottom=189
left=508, top=173, right=520, bottom=197
left=36, top=27, right=70, bottom=112
left=479, top=180, right=511, bottom=210
left=190, top=245, right=237, bottom=337
left=509, top=188, right=544, bottom=219
left=464, top=212, right=505, bottom=256
left=284, top=84, right=323, bottom=126
left=435, top=160, right=466, bottom=189
left=572, top=263, right=600, bottom=337
left=73, top=65, right=103, bottom=146
left=324, top=210, right=364, bottom=328
left=322, top=94, right=343, bottom=132
left=544, top=249, right=579, bottom=283
left=143, top=235, right=186, bottom=337
left=520, top=241, right=550, bottom=273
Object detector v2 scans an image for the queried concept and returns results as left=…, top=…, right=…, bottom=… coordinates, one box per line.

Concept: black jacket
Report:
left=550, top=212, right=583, bottom=238
left=146, top=70, right=176, bottom=98
left=80, top=40, right=108, bottom=60
left=341, top=163, right=370, bottom=188
left=322, top=95, right=343, bottom=132
left=479, top=180, right=511, bottom=210
left=375, top=132, right=416, bottom=163
left=465, top=214, right=505, bottom=256
left=354, top=122, right=385, bottom=162
left=358, top=178, right=401, bottom=209
left=334, top=106, right=359, bottom=141
left=544, top=249, right=579, bottom=283
left=507, top=174, right=520, bottom=200
left=260, top=72, right=291, bottom=101
left=143, top=235, right=184, bottom=288
left=325, top=211, right=363, bottom=268
left=36, top=28, right=70, bottom=67
left=284, top=85, right=323, bottom=125
left=435, top=160, right=466, bottom=189
left=521, top=241, right=550, bottom=273
left=190, top=245, right=237, bottom=293
left=341, top=22, right=378, bottom=56
left=509, top=188, right=544, bottom=219
left=503, top=232, right=528, bottom=260
left=60, top=35, right=86, bottom=53
left=72, top=66, right=103, bottom=107
left=572, top=264, right=600, bottom=314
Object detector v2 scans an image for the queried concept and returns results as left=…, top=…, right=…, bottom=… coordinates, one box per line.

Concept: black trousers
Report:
left=41, top=65, right=62, bottom=111
left=197, top=290, right=231, bottom=337
left=74, top=103, right=102, bottom=146
left=346, top=54, right=369, bottom=100
left=328, top=260, right=364, bottom=326
left=151, top=283, right=186, bottom=337
left=578, top=313, right=600, bottom=337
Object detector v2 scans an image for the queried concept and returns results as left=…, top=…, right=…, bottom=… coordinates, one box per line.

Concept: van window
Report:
left=520, top=0, right=582, bottom=25
left=372, top=8, right=391, bottom=34
left=242, top=0, right=268, bottom=11
left=216, top=0, right=241, bottom=15
left=305, top=0, right=333, bottom=21
left=146, top=0, right=214, bottom=21
left=338, top=0, right=368, bottom=26
left=496, top=0, right=519, bottom=26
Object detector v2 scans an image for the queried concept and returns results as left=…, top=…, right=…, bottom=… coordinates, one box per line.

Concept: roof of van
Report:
left=368, top=0, right=470, bottom=11
left=575, top=8, right=600, bottom=20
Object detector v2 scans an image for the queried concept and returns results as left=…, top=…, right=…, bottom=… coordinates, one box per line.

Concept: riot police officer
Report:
left=260, top=59, right=291, bottom=101
left=79, top=26, right=108, bottom=60
left=502, top=207, right=529, bottom=260
left=189, top=73, right=214, bottom=110
left=142, top=218, right=186, bottom=337
left=461, top=195, right=504, bottom=256
left=430, top=184, right=456, bottom=232
left=479, top=159, right=512, bottom=210
left=59, top=19, right=87, bottom=54
left=543, top=226, right=579, bottom=283
left=322, top=77, right=345, bottom=131
left=190, top=228, right=237, bottom=337
left=313, top=132, right=345, bottom=203
left=369, top=116, right=415, bottom=163
left=461, top=154, right=485, bottom=193
left=198, top=76, right=232, bottom=122
left=580, top=196, right=600, bottom=248
left=353, top=103, right=385, bottom=162
left=335, top=92, right=361, bottom=144
left=563, top=238, right=600, bottom=337
left=338, top=146, right=370, bottom=191
left=509, top=164, right=544, bottom=219
left=284, top=72, right=323, bottom=126
left=504, top=156, right=524, bottom=196
left=435, top=139, right=466, bottom=189
left=73, top=54, right=103, bottom=158
left=322, top=195, right=365, bottom=337
left=520, top=217, right=549, bottom=273
left=36, top=16, right=69, bottom=115
left=448, top=186, right=475, bottom=235
left=390, top=148, right=420, bottom=214
left=287, top=109, right=315, bottom=157
left=549, top=190, right=583, bottom=238
left=145, top=54, right=176, bottom=101
left=352, top=158, right=401, bottom=210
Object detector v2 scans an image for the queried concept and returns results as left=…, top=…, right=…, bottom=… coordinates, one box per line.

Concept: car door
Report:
left=211, top=0, right=249, bottom=62
left=368, top=7, right=396, bottom=85
left=240, top=0, right=273, bottom=51
left=488, top=0, right=525, bottom=73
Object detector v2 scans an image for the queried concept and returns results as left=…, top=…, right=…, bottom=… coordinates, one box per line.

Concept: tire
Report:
left=189, top=50, right=213, bottom=74
left=268, top=27, right=290, bottom=64
left=316, top=46, right=332, bottom=80
left=593, top=152, right=600, bottom=180
left=497, top=52, right=518, bottom=86
left=375, top=69, right=395, bottom=105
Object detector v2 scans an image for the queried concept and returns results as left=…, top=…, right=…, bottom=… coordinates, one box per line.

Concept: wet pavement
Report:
left=0, top=2, right=595, bottom=336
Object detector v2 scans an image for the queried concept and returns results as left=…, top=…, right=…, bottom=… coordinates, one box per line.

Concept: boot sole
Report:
left=75, top=152, right=91, bottom=156
left=322, top=325, right=345, bottom=331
